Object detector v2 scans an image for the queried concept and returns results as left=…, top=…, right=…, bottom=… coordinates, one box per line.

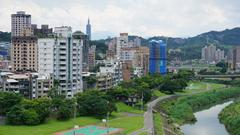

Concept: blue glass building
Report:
left=149, top=40, right=167, bottom=74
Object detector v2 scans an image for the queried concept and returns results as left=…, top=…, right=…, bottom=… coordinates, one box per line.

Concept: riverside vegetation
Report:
left=219, top=101, right=240, bottom=135
left=155, top=87, right=240, bottom=126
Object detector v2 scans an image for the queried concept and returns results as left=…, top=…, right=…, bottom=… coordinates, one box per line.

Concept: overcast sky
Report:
left=0, top=0, right=240, bottom=39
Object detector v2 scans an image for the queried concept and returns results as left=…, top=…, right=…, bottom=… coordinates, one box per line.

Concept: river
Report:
left=180, top=101, right=232, bottom=135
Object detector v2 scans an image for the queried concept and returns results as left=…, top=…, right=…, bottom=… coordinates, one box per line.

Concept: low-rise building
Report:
left=96, top=73, right=113, bottom=91
left=99, top=59, right=123, bottom=86
left=0, top=72, right=53, bottom=99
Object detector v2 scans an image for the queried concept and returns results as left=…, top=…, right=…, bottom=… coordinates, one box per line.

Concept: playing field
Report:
left=55, top=125, right=121, bottom=135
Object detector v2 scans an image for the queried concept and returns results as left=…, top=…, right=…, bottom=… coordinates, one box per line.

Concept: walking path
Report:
left=130, top=95, right=173, bottom=135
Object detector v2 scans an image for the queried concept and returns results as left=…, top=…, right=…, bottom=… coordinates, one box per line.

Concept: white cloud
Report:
left=0, top=0, right=239, bottom=39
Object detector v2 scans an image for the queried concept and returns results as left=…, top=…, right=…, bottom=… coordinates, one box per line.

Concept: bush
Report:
left=22, top=109, right=40, bottom=125
left=56, top=104, right=73, bottom=120
left=6, top=105, right=24, bottom=125
left=0, top=92, right=22, bottom=115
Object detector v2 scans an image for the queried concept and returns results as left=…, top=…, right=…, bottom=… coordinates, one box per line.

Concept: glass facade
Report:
left=149, top=40, right=167, bottom=74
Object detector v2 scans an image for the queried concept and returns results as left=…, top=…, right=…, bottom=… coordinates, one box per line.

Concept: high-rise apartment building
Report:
left=11, top=11, right=31, bottom=37
left=11, top=11, right=38, bottom=72
left=133, top=47, right=149, bottom=76
left=201, top=44, right=225, bottom=63
left=233, top=47, right=240, bottom=71
left=38, top=26, right=83, bottom=97
left=88, top=45, right=96, bottom=70
left=117, top=33, right=129, bottom=57
left=86, top=18, right=91, bottom=40
left=149, top=40, right=167, bottom=74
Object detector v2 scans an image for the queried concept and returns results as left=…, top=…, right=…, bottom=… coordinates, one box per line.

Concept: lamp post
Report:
left=73, top=101, right=78, bottom=135
left=141, top=90, right=144, bottom=111
left=107, top=101, right=110, bottom=135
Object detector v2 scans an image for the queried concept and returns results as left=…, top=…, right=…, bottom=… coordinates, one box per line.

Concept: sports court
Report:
left=55, top=125, right=122, bottom=135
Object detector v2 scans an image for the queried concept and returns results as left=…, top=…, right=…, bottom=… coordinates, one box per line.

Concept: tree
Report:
left=160, top=79, right=184, bottom=94
left=21, top=98, right=51, bottom=123
left=6, top=105, right=24, bottom=125
left=0, top=92, right=22, bottom=115
left=56, top=104, right=73, bottom=120
left=76, top=90, right=117, bottom=117
left=22, top=109, right=40, bottom=125
left=34, top=98, right=52, bottom=123
left=216, top=61, right=227, bottom=73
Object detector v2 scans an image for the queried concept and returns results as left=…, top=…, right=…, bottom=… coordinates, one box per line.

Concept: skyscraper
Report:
left=11, top=11, right=31, bottom=37
left=86, top=18, right=91, bottom=40
left=149, top=40, right=167, bottom=74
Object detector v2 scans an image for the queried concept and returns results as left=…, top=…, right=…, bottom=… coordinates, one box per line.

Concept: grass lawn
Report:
left=99, top=116, right=144, bottom=134
left=0, top=117, right=100, bottom=135
left=181, top=81, right=225, bottom=94
left=153, top=113, right=164, bottom=135
left=153, top=90, right=166, bottom=98
left=116, top=102, right=144, bottom=114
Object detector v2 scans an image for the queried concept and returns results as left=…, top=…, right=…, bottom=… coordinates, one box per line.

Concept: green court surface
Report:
left=60, top=125, right=120, bottom=135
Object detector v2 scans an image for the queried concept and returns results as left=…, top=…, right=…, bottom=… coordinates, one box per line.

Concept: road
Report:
left=130, top=95, right=173, bottom=135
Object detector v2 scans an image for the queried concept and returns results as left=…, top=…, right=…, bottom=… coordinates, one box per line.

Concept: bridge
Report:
left=196, top=74, right=240, bottom=80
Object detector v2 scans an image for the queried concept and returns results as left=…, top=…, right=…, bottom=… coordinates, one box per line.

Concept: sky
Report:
left=0, top=0, right=240, bottom=40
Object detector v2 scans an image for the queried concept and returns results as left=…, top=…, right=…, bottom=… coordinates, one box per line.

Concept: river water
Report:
left=181, top=101, right=232, bottom=135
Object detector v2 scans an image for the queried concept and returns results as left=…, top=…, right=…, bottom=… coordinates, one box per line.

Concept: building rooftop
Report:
left=6, top=79, right=18, bottom=83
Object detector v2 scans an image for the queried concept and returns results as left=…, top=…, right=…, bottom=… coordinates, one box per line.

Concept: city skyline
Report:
left=0, top=0, right=240, bottom=40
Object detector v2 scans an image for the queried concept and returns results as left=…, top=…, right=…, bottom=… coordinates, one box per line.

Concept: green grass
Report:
left=102, top=116, right=144, bottom=134
left=153, top=113, right=164, bottom=135
left=116, top=102, right=143, bottom=114
left=153, top=90, right=166, bottom=98
left=181, top=81, right=225, bottom=94
left=0, top=117, right=100, bottom=135
left=139, top=131, right=147, bottom=135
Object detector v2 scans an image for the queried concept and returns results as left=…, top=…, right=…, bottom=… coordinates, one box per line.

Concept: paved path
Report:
left=130, top=95, right=173, bottom=135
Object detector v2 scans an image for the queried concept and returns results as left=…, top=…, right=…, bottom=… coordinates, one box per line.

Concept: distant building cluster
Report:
left=201, top=44, right=225, bottom=64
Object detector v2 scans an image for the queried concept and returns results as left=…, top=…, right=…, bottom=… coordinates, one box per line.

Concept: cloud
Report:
left=0, top=0, right=239, bottom=39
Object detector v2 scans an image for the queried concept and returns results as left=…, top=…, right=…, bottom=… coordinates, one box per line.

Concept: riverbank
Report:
left=154, top=87, right=240, bottom=135
left=219, top=101, right=240, bottom=135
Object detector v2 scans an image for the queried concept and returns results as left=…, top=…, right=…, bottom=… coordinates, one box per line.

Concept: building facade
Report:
left=38, top=26, right=83, bottom=97
left=11, top=36, right=38, bottom=72
left=11, top=11, right=31, bottom=37
left=233, top=47, right=240, bottom=71
left=88, top=45, right=96, bottom=70
left=149, top=40, right=167, bottom=74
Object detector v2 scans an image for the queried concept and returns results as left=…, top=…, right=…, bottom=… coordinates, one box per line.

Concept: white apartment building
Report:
left=38, top=26, right=83, bottom=98
left=38, top=38, right=54, bottom=76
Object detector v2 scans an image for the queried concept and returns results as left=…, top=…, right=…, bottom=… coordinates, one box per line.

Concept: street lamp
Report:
left=107, top=101, right=110, bottom=135
left=73, top=125, right=79, bottom=135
